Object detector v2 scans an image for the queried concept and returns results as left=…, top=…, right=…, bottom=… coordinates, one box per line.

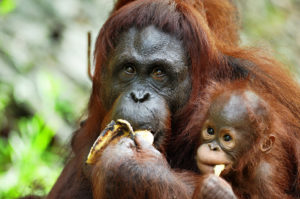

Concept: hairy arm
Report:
left=91, top=134, right=237, bottom=199
left=91, top=135, right=196, bottom=199
left=48, top=133, right=236, bottom=199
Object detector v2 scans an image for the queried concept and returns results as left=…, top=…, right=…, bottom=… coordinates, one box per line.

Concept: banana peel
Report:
left=86, top=119, right=153, bottom=165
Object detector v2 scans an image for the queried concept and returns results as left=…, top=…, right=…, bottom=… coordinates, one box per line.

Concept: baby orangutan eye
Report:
left=223, top=134, right=232, bottom=142
left=220, top=132, right=235, bottom=150
left=202, top=125, right=216, bottom=141
left=207, top=127, right=214, bottom=135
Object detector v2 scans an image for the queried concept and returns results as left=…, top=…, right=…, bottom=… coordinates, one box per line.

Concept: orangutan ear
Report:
left=260, top=135, right=275, bottom=153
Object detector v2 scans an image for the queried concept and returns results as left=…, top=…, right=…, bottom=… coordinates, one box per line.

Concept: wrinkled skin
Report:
left=100, top=25, right=191, bottom=147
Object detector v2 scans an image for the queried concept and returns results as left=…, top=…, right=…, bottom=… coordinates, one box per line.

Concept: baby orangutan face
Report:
left=196, top=90, right=275, bottom=175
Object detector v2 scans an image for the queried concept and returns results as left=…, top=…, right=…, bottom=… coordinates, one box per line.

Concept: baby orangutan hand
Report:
left=193, top=174, right=237, bottom=199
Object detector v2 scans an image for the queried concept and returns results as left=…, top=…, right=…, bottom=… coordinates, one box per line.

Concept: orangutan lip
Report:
left=209, top=163, right=229, bottom=168
left=199, top=159, right=230, bottom=168
left=199, top=162, right=229, bottom=173
left=203, top=163, right=216, bottom=168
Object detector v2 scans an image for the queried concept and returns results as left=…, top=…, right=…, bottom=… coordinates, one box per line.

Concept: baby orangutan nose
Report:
left=208, top=143, right=221, bottom=151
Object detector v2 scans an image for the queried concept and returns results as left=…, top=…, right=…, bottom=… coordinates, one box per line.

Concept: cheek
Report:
left=232, top=138, right=253, bottom=158
left=99, top=76, right=113, bottom=109
left=167, top=75, right=191, bottom=111
left=99, top=67, right=126, bottom=110
left=101, top=85, right=124, bottom=110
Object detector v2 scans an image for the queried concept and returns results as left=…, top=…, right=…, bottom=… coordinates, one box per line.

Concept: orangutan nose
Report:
left=130, top=91, right=150, bottom=103
left=208, top=143, right=221, bottom=151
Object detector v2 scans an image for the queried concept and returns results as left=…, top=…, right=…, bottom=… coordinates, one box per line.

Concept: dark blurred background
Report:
left=0, top=0, right=299, bottom=198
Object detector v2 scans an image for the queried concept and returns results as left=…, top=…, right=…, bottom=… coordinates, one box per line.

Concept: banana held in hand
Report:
left=86, top=119, right=134, bottom=165
left=86, top=119, right=153, bottom=165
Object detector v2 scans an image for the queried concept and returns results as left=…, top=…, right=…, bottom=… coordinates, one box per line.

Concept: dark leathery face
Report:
left=99, top=25, right=191, bottom=145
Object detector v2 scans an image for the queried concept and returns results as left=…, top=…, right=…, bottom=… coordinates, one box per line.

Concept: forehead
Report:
left=112, top=25, right=187, bottom=71
left=208, top=92, right=251, bottom=127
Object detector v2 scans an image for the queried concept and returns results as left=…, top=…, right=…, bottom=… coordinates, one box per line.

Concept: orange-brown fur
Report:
left=47, top=0, right=300, bottom=198
left=185, top=81, right=300, bottom=199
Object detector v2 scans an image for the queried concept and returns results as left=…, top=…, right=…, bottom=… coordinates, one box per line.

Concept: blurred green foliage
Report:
left=0, top=0, right=114, bottom=197
left=0, top=0, right=299, bottom=198
left=0, top=0, right=16, bottom=15
left=0, top=115, right=63, bottom=198
left=239, top=0, right=300, bottom=74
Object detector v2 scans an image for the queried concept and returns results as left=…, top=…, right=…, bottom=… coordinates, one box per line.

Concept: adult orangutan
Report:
left=47, top=0, right=300, bottom=198
left=188, top=81, right=300, bottom=198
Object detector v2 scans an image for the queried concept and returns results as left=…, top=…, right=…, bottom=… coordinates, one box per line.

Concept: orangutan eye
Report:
left=223, top=134, right=232, bottom=142
left=124, top=65, right=135, bottom=74
left=152, top=68, right=165, bottom=77
left=207, top=127, right=214, bottom=135
left=202, top=124, right=216, bottom=141
left=202, top=127, right=215, bottom=140
left=151, top=67, right=166, bottom=81
left=220, top=131, right=236, bottom=150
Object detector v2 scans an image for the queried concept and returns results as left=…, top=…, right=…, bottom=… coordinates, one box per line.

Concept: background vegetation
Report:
left=0, top=0, right=299, bottom=198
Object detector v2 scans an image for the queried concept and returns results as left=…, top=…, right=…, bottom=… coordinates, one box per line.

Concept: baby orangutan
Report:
left=190, top=81, right=300, bottom=199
